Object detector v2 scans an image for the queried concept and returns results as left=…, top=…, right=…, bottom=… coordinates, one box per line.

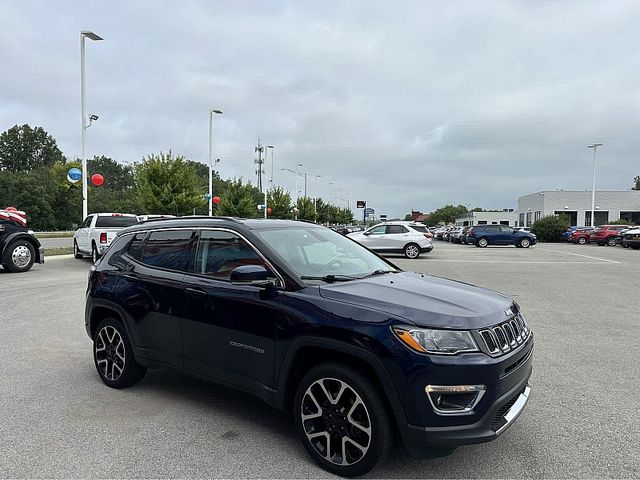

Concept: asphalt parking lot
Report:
left=1, top=242, right=639, bottom=478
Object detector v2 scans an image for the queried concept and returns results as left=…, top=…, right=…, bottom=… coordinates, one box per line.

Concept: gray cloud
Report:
left=1, top=0, right=639, bottom=218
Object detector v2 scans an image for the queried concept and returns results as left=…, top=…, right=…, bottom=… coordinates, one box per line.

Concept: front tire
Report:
left=607, top=237, right=617, bottom=247
left=294, top=363, right=392, bottom=477
left=578, top=237, right=586, bottom=245
left=73, top=241, right=83, bottom=259
left=476, top=237, right=488, bottom=248
left=2, top=239, right=35, bottom=273
left=519, top=238, right=531, bottom=248
left=403, top=243, right=421, bottom=259
left=93, top=317, right=146, bottom=389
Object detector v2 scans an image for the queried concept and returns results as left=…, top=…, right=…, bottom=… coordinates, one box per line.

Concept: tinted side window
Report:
left=140, top=230, right=195, bottom=272
left=81, top=216, right=93, bottom=228
left=196, top=230, right=267, bottom=280
left=386, top=225, right=408, bottom=234
left=127, top=232, right=146, bottom=260
left=95, top=216, right=139, bottom=228
left=102, top=234, right=133, bottom=265
left=368, top=226, right=386, bottom=235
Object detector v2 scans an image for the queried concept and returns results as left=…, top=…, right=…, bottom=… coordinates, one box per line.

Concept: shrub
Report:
left=531, top=214, right=570, bottom=242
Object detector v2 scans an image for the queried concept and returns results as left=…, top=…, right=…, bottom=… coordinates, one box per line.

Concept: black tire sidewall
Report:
left=3, top=240, right=35, bottom=272
left=93, top=317, right=145, bottom=389
left=91, top=243, right=99, bottom=263
left=519, top=238, right=531, bottom=248
left=294, top=363, right=392, bottom=477
left=478, top=238, right=488, bottom=248
left=73, top=241, right=83, bottom=259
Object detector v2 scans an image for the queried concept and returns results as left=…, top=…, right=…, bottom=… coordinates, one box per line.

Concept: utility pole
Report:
left=587, top=143, right=602, bottom=227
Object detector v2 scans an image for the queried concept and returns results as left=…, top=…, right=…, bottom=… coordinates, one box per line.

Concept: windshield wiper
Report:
left=364, top=269, right=396, bottom=277
left=300, top=274, right=359, bottom=283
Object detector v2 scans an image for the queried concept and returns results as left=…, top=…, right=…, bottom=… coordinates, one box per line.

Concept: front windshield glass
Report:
left=255, top=226, right=397, bottom=281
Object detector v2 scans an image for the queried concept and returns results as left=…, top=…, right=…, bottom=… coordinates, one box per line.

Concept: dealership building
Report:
left=455, top=210, right=518, bottom=226
left=516, top=190, right=640, bottom=227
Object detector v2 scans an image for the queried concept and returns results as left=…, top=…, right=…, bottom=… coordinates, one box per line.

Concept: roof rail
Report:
left=137, top=215, right=244, bottom=224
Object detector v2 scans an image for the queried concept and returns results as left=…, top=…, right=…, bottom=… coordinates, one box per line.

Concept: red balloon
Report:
left=212, top=196, right=221, bottom=205
left=91, top=173, right=104, bottom=187
left=266, top=207, right=272, bottom=215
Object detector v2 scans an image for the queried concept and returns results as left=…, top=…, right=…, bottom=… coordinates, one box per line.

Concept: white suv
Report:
left=348, top=221, right=433, bottom=258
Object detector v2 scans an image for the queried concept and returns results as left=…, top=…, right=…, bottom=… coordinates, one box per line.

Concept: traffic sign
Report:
left=356, top=200, right=366, bottom=209
left=364, top=207, right=374, bottom=215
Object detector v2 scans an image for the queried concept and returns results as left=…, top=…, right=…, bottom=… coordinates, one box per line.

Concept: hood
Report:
left=318, top=271, right=513, bottom=329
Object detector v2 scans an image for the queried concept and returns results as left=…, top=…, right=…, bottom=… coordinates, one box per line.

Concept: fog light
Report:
left=425, top=385, right=486, bottom=415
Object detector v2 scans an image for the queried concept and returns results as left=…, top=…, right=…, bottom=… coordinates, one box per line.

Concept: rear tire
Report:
left=2, top=239, right=35, bottom=273
left=403, top=243, right=421, bottom=259
left=294, top=363, right=392, bottom=477
left=476, top=237, right=488, bottom=248
left=91, top=243, right=100, bottom=263
left=93, top=317, right=146, bottom=389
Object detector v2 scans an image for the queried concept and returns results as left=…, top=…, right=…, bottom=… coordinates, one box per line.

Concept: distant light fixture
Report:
left=211, top=109, right=223, bottom=115
left=81, top=30, right=103, bottom=41
left=89, top=114, right=99, bottom=121
left=564, top=205, right=568, bottom=209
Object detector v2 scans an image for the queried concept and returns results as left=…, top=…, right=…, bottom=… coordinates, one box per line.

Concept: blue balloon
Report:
left=203, top=193, right=212, bottom=200
left=68, top=168, right=82, bottom=181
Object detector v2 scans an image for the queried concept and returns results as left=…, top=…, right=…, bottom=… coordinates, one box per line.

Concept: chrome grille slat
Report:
left=478, top=315, right=531, bottom=356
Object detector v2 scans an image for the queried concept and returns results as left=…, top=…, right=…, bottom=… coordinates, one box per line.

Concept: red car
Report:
left=588, top=225, right=629, bottom=246
left=569, top=227, right=594, bottom=245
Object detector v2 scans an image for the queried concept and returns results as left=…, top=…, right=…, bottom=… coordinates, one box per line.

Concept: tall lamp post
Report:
left=80, top=30, right=103, bottom=220
left=208, top=109, right=223, bottom=216
left=267, top=145, right=275, bottom=184
left=587, top=143, right=603, bottom=227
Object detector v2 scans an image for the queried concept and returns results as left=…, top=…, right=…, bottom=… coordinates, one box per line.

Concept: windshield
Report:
left=255, top=225, right=397, bottom=282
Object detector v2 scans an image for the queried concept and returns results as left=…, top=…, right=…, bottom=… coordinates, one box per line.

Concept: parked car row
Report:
left=433, top=224, right=537, bottom=248
left=566, top=224, right=640, bottom=249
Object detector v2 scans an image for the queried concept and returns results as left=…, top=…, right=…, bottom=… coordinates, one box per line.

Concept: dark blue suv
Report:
left=85, top=217, right=533, bottom=477
left=467, top=225, right=537, bottom=248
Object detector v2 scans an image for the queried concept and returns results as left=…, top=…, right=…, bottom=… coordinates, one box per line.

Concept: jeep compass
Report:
left=85, top=217, right=533, bottom=477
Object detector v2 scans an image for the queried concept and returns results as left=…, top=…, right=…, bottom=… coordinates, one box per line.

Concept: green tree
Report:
left=267, top=186, right=293, bottom=219
left=427, top=204, right=468, bottom=225
left=135, top=151, right=204, bottom=216
left=0, top=124, right=65, bottom=172
left=296, top=196, right=316, bottom=221
left=217, top=178, right=259, bottom=218
left=531, top=214, right=570, bottom=242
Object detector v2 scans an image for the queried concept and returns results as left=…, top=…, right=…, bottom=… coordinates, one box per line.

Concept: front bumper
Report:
left=623, top=239, right=640, bottom=247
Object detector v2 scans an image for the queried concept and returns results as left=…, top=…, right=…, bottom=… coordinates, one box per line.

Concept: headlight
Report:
left=393, top=327, right=479, bottom=355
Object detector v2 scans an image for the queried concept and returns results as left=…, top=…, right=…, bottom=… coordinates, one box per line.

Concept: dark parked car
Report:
left=467, top=225, right=537, bottom=248
left=86, top=217, right=533, bottom=477
left=622, top=228, right=640, bottom=249
left=0, top=208, right=44, bottom=273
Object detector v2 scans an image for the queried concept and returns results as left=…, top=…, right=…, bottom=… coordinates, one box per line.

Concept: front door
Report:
left=77, top=215, right=94, bottom=251
left=359, top=225, right=388, bottom=250
left=181, top=229, right=280, bottom=389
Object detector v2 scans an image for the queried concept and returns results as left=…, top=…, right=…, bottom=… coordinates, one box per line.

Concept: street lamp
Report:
left=587, top=143, right=603, bottom=227
left=267, top=145, right=275, bottom=185
left=208, top=109, right=223, bottom=216
left=80, top=30, right=103, bottom=220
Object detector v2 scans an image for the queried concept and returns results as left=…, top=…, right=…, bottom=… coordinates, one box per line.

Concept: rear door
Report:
left=118, top=228, right=197, bottom=366
left=181, top=229, right=280, bottom=389
left=359, top=225, right=387, bottom=250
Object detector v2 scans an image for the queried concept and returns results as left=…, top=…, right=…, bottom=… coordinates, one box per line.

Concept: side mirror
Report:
left=230, top=265, right=274, bottom=286
left=363, top=231, right=371, bottom=236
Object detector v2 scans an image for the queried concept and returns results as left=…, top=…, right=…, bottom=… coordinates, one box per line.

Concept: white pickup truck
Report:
left=73, top=213, right=138, bottom=262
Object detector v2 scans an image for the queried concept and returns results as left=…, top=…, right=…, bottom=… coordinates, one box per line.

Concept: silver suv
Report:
left=348, top=221, right=433, bottom=258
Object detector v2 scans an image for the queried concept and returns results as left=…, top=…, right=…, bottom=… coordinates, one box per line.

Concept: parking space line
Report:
left=536, top=248, right=621, bottom=264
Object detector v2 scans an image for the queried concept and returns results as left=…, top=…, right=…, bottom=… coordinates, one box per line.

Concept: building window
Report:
left=478, top=220, right=487, bottom=225
left=500, top=221, right=510, bottom=225
left=526, top=212, right=532, bottom=227
left=519, top=213, right=525, bottom=227
left=534, top=211, right=541, bottom=222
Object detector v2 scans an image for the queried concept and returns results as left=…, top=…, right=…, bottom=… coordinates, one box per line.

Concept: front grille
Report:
left=479, top=314, right=530, bottom=356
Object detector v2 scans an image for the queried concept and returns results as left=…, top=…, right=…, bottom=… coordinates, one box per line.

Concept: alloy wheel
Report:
left=11, top=245, right=31, bottom=268
left=95, top=325, right=126, bottom=381
left=520, top=238, right=530, bottom=248
left=478, top=238, right=488, bottom=247
left=405, top=244, right=420, bottom=258
left=300, top=378, right=372, bottom=467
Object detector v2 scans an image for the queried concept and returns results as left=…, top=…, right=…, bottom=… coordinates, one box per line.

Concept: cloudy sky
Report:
left=2, top=0, right=639, bottom=218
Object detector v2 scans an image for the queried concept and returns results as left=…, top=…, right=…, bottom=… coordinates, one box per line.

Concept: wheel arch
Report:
left=87, top=300, right=136, bottom=344
left=276, top=337, right=408, bottom=437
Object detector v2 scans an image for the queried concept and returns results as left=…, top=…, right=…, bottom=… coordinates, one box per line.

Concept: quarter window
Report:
left=196, top=230, right=267, bottom=280
left=139, top=230, right=195, bottom=272
left=386, top=225, right=408, bottom=234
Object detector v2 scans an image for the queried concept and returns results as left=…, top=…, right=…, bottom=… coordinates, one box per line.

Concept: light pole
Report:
left=312, top=175, right=322, bottom=221
left=80, top=30, right=103, bottom=220
left=267, top=145, right=275, bottom=184
left=587, top=143, right=602, bottom=227
left=208, top=109, right=223, bottom=216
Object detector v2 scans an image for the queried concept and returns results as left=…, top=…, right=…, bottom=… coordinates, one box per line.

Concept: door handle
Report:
left=184, top=287, right=207, bottom=298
